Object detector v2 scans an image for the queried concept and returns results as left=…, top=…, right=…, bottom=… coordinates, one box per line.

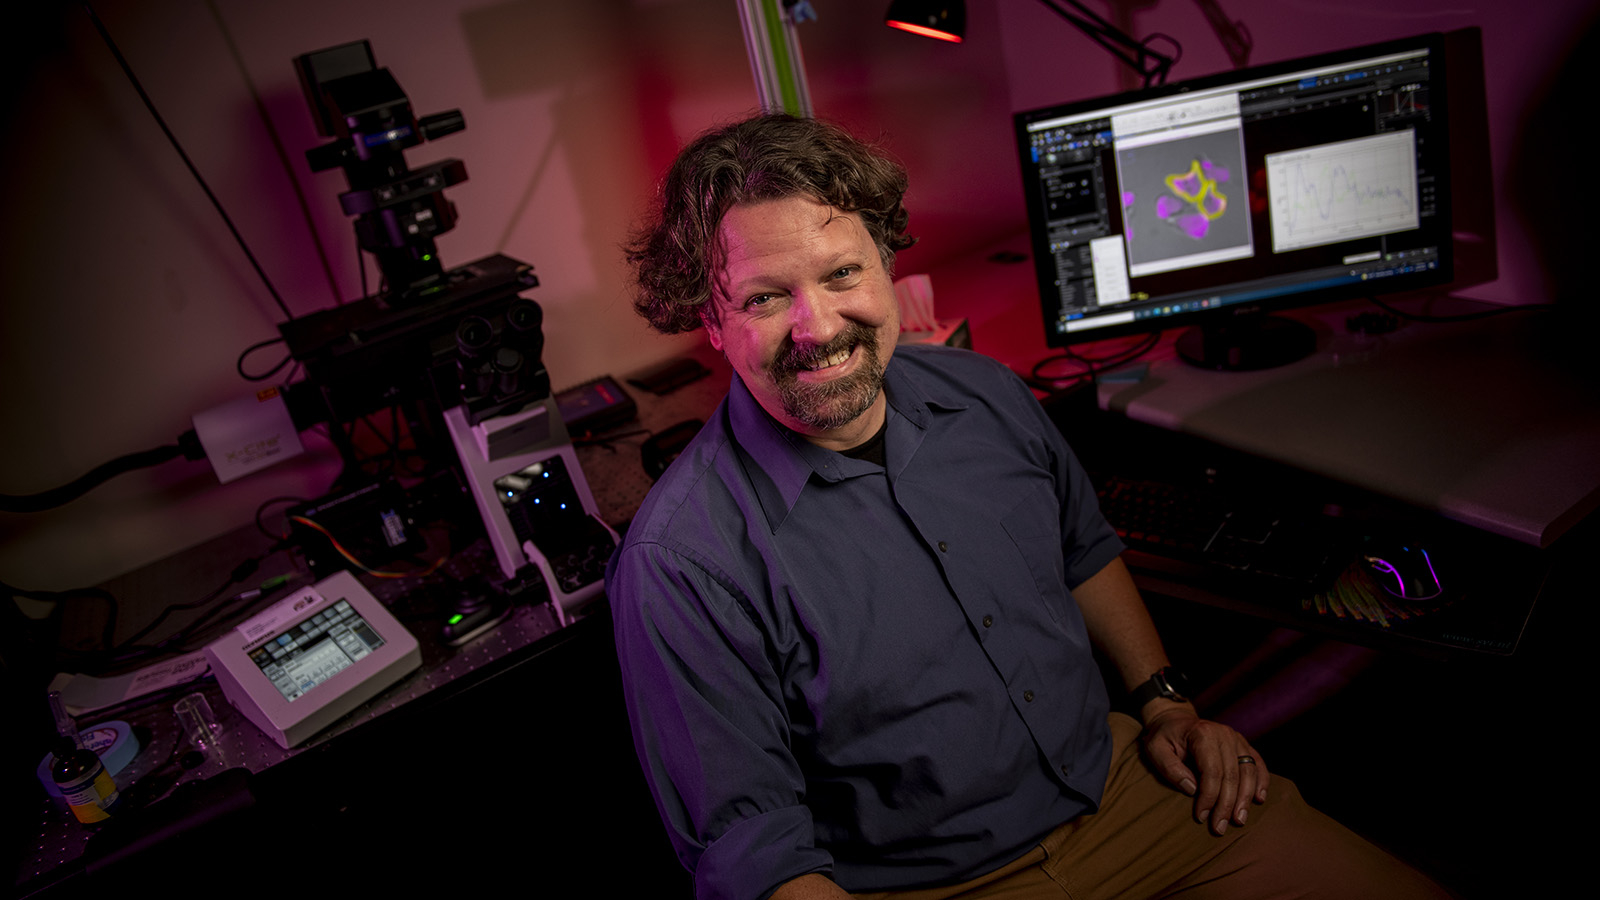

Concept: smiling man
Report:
left=607, top=114, right=1447, bottom=900
left=706, top=196, right=897, bottom=449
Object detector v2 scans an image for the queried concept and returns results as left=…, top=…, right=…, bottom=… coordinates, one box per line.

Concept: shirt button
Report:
left=938, top=541, right=948, bottom=553
left=1023, top=690, right=1035, bottom=702
left=1060, top=764, right=1071, bottom=777
left=982, top=615, right=993, bottom=628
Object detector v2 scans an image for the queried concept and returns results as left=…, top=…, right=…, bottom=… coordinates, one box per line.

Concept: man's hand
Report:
left=1070, top=558, right=1270, bottom=834
left=1140, top=705, right=1269, bottom=836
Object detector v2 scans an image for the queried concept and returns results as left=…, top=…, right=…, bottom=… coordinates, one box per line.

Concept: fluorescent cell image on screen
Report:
left=1116, top=126, right=1254, bottom=277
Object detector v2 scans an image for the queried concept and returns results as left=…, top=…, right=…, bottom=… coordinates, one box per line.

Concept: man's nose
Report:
left=788, top=289, right=845, bottom=346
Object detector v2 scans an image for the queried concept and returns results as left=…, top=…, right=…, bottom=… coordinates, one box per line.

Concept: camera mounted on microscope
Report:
left=295, top=40, right=467, bottom=306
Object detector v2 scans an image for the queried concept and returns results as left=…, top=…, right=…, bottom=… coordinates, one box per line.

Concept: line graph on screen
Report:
left=1267, top=130, right=1419, bottom=253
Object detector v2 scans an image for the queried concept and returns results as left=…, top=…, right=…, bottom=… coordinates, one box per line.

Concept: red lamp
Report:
left=885, top=0, right=966, bottom=43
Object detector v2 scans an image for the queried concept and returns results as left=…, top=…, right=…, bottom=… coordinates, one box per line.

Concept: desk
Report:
left=922, top=236, right=1600, bottom=551
left=1097, top=299, right=1600, bottom=549
left=917, top=238, right=1595, bottom=655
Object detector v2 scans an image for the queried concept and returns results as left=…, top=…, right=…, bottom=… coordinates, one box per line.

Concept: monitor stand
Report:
left=1175, top=313, right=1316, bottom=371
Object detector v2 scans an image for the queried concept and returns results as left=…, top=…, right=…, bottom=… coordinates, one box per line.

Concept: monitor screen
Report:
left=1014, top=33, right=1452, bottom=368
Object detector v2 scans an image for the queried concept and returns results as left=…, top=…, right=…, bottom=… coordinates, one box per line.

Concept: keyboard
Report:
left=1094, top=474, right=1349, bottom=592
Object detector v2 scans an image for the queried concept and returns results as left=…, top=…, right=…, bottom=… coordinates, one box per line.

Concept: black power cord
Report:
left=15, top=549, right=297, bottom=676
left=237, top=336, right=294, bottom=382
left=1027, top=332, right=1162, bottom=394
left=0, top=437, right=204, bottom=513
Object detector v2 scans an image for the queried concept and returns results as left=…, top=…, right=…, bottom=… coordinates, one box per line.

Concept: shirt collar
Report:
left=726, top=348, right=969, bottom=532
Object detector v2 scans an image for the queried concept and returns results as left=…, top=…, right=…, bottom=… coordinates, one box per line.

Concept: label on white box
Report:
left=193, top=387, right=305, bottom=484
left=235, top=585, right=331, bottom=648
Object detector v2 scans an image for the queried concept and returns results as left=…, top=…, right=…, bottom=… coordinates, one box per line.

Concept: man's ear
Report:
left=701, top=306, right=724, bottom=351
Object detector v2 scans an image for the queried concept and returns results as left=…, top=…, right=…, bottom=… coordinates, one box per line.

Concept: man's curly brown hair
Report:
left=624, top=114, right=916, bottom=334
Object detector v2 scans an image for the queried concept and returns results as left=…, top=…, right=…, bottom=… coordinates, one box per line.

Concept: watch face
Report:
left=1158, top=667, right=1192, bottom=701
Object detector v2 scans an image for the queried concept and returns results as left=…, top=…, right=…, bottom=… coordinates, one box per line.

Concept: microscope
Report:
left=282, top=41, right=615, bottom=638
left=438, top=299, right=617, bottom=626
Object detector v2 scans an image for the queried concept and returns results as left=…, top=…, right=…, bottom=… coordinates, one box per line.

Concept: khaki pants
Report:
left=853, top=713, right=1450, bottom=900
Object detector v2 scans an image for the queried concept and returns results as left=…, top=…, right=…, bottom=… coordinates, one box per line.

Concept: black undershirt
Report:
left=838, top=417, right=888, bottom=467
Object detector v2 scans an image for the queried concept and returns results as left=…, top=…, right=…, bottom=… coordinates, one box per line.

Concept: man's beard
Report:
left=770, top=322, right=886, bottom=431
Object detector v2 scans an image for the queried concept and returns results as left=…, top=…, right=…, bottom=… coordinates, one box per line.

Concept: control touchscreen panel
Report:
left=247, top=599, right=387, bottom=702
left=207, top=570, right=421, bottom=748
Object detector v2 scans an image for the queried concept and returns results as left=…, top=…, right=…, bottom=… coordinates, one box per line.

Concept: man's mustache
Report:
left=773, top=322, right=875, bottom=375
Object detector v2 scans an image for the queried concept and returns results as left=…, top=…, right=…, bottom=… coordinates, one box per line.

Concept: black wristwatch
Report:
left=1128, top=666, right=1192, bottom=710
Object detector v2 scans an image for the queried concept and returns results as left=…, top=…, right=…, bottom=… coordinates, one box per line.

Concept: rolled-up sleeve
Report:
left=609, top=539, right=833, bottom=900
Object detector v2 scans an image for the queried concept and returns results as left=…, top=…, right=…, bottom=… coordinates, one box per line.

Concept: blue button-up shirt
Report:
left=608, top=344, right=1125, bottom=899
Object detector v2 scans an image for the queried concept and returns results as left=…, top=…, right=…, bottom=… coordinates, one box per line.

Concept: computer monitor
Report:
left=1014, top=33, right=1453, bottom=370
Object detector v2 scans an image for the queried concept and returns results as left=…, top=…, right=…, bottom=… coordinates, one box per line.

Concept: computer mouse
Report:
left=1361, top=541, right=1443, bottom=601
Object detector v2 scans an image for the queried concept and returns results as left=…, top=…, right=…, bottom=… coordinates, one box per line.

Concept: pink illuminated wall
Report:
left=1, top=0, right=1590, bottom=589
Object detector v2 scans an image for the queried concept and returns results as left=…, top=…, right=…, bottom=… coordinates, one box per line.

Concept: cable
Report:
left=95, top=569, right=298, bottom=671
left=112, top=714, right=191, bottom=812
left=1140, top=33, right=1183, bottom=86
left=0, top=581, right=119, bottom=653
left=236, top=335, right=293, bottom=381
left=19, top=553, right=298, bottom=674
left=1028, top=332, right=1162, bottom=392
left=288, top=516, right=449, bottom=579
left=0, top=444, right=191, bottom=513
left=1037, top=0, right=1178, bottom=88
left=255, top=495, right=308, bottom=540
left=110, top=557, right=267, bottom=652
left=139, top=572, right=294, bottom=653
left=202, top=0, right=343, bottom=307
left=82, top=1, right=294, bottom=321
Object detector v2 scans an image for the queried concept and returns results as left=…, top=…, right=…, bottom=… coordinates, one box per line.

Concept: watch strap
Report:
left=1128, top=666, right=1188, bottom=710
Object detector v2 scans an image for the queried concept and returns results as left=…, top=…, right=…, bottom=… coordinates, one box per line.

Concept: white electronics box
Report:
left=206, top=570, right=421, bottom=749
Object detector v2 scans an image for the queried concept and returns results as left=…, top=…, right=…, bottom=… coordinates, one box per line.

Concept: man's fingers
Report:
left=1187, top=729, right=1227, bottom=831
left=1230, top=754, right=1259, bottom=825
left=1142, top=724, right=1200, bottom=795
left=1186, top=722, right=1244, bottom=835
left=1140, top=712, right=1271, bottom=835
left=1252, top=753, right=1270, bottom=803
left=1234, top=747, right=1269, bottom=819
left=1153, top=743, right=1199, bottom=795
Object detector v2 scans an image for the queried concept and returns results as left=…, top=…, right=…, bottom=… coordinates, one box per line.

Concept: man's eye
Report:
left=744, top=294, right=775, bottom=310
left=832, top=266, right=858, bottom=280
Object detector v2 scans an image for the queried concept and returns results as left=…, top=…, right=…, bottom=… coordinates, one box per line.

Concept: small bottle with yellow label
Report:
left=47, top=691, right=120, bottom=826
left=52, top=737, right=121, bottom=825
